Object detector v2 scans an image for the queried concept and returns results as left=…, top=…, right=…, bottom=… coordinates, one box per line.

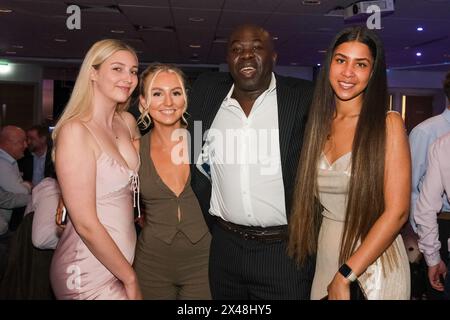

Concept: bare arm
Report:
left=0, top=187, right=30, bottom=209
left=328, top=112, right=411, bottom=299
left=55, top=121, right=140, bottom=298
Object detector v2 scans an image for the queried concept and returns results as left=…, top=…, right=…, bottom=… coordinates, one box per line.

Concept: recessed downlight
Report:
left=189, top=17, right=205, bottom=22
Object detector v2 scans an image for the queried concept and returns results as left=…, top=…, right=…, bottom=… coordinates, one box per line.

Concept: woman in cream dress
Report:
left=288, top=26, right=410, bottom=300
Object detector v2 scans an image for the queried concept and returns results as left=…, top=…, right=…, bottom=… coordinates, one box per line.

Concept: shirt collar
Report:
left=0, top=148, right=16, bottom=164
left=442, top=107, right=450, bottom=124
left=31, top=147, right=47, bottom=159
left=224, top=72, right=277, bottom=103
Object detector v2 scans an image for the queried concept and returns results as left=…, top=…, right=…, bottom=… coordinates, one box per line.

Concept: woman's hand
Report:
left=327, top=272, right=350, bottom=300
left=124, top=275, right=143, bottom=300
left=134, top=215, right=145, bottom=229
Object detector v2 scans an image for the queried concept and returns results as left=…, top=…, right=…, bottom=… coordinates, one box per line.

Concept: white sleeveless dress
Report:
left=310, top=152, right=410, bottom=300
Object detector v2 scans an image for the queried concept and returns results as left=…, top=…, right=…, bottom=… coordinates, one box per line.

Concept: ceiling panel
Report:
left=224, top=0, right=283, bottom=12
left=171, top=0, right=224, bottom=10
left=218, top=11, right=269, bottom=29
left=0, top=0, right=449, bottom=70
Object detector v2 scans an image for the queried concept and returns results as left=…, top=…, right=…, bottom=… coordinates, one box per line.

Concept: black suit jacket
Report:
left=188, top=72, right=314, bottom=229
left=18, top=148, right=54, bottom=184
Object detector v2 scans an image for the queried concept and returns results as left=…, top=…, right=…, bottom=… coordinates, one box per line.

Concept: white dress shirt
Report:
left=24, top=178, right=61, bottom=249
left=31, top=148, right=47, bottom=186
left=414, top=132, right=450, bottom=266
left=201, top=73, right=286, bottom=227
left=409, top=107, right=450, bottom=231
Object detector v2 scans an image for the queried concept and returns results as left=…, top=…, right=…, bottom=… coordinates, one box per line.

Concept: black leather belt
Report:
left=438, top=211, right=450, bottom=221
left=215, top=217, right=288, bottom=242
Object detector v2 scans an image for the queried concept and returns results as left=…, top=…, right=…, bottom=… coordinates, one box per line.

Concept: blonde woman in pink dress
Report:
left=50, top=39, right=142, bottom=300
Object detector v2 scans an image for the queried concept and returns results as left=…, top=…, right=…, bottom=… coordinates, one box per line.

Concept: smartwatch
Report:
left=338, top=263, right=357, bottom=282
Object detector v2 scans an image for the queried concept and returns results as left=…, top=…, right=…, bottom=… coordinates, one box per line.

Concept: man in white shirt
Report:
left=0, top=126, right=31, bottom=235
left=415, top=132, right=450, bottom=299
left=189, top=25, right=315, bottom=299
left=410, top=71, right=450, bottom=299
left=410, top=71, right=450, bottom=232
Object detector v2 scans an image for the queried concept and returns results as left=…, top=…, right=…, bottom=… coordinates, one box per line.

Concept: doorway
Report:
left=404, top=95, right=434, bottom=134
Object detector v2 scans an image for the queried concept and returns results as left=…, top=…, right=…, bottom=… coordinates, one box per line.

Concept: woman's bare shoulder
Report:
left=118, top=111, right=138, bottom=125
left=386, top=111, right=405, bottom=133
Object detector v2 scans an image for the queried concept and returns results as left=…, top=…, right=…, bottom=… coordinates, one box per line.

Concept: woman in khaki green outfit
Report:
left=133, top=63, right=211, bottom=299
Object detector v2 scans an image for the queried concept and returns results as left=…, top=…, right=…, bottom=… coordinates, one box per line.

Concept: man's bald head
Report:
left=0, top=125, right=27, bottom=160
left=228, top=24, right=275, bottom=52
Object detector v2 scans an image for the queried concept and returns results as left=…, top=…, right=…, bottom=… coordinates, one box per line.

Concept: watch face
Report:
left=339, top=263, right=352, bottom=277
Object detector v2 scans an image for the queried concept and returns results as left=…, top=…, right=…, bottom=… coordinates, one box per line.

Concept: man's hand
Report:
left=428, top=260, right=447, bottom=291
left=22, top=181, right=33, bottom=192
left=135, top=215, right=145, bottom=229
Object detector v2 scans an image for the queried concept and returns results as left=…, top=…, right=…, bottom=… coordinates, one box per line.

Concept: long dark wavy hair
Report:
left=288, top=26, right=398, bottom=268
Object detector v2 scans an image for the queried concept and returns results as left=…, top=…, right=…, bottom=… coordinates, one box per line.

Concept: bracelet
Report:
left=338, top=263, right=357, bottom=282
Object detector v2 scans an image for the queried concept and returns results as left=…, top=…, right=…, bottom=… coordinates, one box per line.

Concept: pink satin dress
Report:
left=50, top=144, right=140, bottom=299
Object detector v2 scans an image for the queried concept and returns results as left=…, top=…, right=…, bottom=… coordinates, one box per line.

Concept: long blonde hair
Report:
left=52, top=39, right=137, bottom=157
left=137, top=63, right=188, bottom=130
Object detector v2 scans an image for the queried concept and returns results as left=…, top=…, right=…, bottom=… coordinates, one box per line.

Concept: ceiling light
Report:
left=189, top=44, right=201, bottom=48
left=213, top=37, right=227, bottom=44
left=0, top=8, right=13, bottom=13
left=416, top=27, right=424, bottom=31
left=12, top=45, right=24, bottom=49
left=318, top=49, right=327, bottom=53
left=416, top=52, right=422, bottom=57
left=5, top=51, right=16, bottom=54
left=54, top=38, right=67, bottom=42
left=317, top=63, right=321, bottom=66
left=111, top=30, right=125, bottom=34
left=0, top=63, right=12, bottom=74
left=290, top=62, right=298, bottom=66
left=189, top=17, right=205, bottom=22
left=272, top=36, right=279, bottom=40
left=136, top=25, right=175, bottom=32
left=302, top=0, right=321, bottom=5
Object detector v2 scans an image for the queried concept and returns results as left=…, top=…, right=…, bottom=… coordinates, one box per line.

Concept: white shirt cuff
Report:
left=424, top=251, right=442, bottom=267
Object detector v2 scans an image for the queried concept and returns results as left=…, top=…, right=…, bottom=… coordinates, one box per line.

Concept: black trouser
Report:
left=209, top=222, right=315, bottom=300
